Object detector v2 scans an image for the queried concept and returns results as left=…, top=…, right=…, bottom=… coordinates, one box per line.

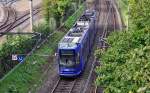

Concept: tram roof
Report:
left=58, top=10, right=96, bottom=49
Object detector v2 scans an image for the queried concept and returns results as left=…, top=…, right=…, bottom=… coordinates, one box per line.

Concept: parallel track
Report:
left=98, top=0, right=120, bottom=49
left=100, top=0, right=112, bottom=49
left=95, top=0, right=122, bottom=92
left=0, top=7, right=17, bottom=33
left=0, top=6, right=41, bottom=37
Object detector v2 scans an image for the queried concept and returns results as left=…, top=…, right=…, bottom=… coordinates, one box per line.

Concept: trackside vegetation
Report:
left=0, top=4, right=85, bottom=93
left=116, top=0, right=128, bottom=27
left=0, top=31, right=65, bottom=93
left=0, top=35, right=38, bottom=78
left=95, top=0, right=150, bottom=93
left=95, top=28, right=150, bottom=93
left=43, top=0, right=84, bottom=26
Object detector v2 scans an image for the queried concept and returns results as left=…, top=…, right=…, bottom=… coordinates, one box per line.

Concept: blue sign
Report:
left=17, top=55, right=25, bottom=63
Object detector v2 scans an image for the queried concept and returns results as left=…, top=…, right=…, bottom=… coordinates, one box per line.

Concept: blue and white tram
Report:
left=57, top=10, right=96, bottom=77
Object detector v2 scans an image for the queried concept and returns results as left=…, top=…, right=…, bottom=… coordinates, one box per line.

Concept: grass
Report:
left=0, top=31, right=65, bottom=93
left=0, top=4, right=84, bottom=93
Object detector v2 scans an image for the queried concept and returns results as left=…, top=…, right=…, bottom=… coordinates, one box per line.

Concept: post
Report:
left=127, top=0, right=129, bottom=31
left=29, top=0, right=33, bottom=32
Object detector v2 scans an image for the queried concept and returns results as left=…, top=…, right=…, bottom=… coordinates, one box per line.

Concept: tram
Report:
left=57, top=10, right=96, bottom=77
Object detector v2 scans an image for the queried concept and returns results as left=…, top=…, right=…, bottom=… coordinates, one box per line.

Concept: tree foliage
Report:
left=0, top=36, right=36, bottom=78
left=129, top=0, right=150, bottom=29
left=42, top=0, right=84, bottom=26
left=95, top=0, right=150, bottom=92
left=43, top=0, right=72, bottom=26
left=96, top=28, right=150, bottom=93
left=0, top=23, right=52, bottom=78
left=43, top=0, right=50, bottom=23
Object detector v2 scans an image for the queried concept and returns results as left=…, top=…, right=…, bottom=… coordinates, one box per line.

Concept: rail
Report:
left=0, top=6, right=41, bottom=36
left=51, top=78, right=76, bottom=93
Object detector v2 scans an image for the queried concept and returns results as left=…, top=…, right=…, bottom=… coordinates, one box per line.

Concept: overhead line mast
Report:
left=29, top=0, right=33, bottom=32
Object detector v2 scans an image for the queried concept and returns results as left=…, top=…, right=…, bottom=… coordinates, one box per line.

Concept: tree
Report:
left=129, top=0, right=150, bottom=29
left=43, top=0, right=50, bottom=23
left=95, top=0, right=150, bottom=92
left=49, top=0, right=71, bottom=26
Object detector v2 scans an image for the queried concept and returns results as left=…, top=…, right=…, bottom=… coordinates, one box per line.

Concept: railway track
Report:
left=95, top=0, right=122, bottom=92
left=97, top=0, right=120, bottom=49
left=0, top=7, right=17, bottom=33
left=51, top=78, right=76, bottom=93
left=0, top=6, right=41, bottom=37
left=100, top=0, right=112, bottom=49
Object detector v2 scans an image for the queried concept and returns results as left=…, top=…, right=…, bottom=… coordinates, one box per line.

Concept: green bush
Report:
left=43, top=0, right=72, bottom=26
left=42, top=0, right=50, bottom=23
left=0, top=36, right=36, bottom=78
left=95, top=0, right=150, bottom=92
left=0, top=31, right=65, bottom=93
left=0, top=22, right=52, bottom=78
left=33, top=22, right=53, bottom=39
left=95, top=28, right=150, bottom=93
left=129, top=0, right=150, bottom=29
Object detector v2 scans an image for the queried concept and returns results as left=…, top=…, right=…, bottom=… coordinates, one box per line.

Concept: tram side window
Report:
left=83, top=38, right=88, bottom=60
left=85, top=37, right=88, bottom=57
left=82, top=41, right=86, bottom=60
left=76, top=53, right=80, bottom=64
